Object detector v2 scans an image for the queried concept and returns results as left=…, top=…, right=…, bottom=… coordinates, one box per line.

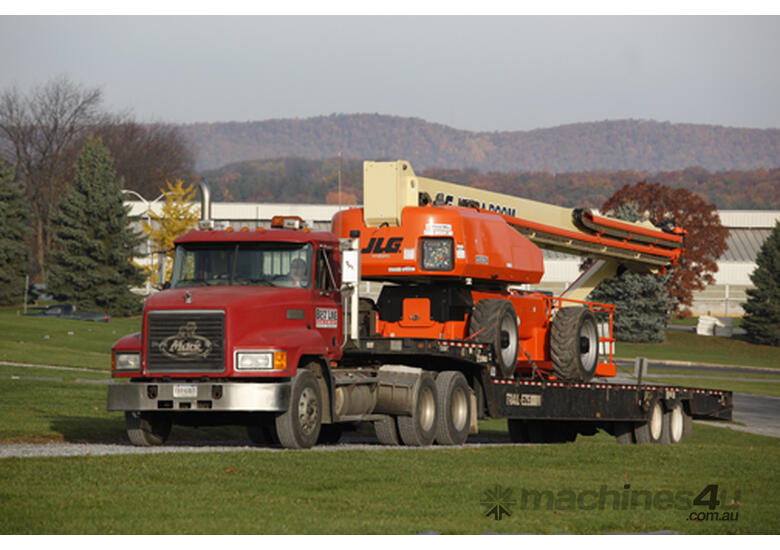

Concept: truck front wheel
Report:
left=275, top=368, right=322, bottom=449
left=125, top=411, right=171, bottom=446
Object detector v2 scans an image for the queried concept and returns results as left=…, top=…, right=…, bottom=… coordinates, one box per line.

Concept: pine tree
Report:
left=48, top=138, right=144, bottom=316
left=742, top=221, right=780, bottom=346
left=587, top=202, right=673, bottom=343
left=0, top=160, right=32, bottom=305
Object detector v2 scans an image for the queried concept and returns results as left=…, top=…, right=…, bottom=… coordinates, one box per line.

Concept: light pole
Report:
left=122, top=189, right=165, bottom=294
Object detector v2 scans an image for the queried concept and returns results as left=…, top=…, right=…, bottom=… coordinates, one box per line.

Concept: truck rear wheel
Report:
left=397, top=373, right=438, bottom=446
left=434, top=371, right=471, bottom=446
left=374, top=416, right=401, bottom=446
left=275, top=368, right=322, bottom=449
left=125, top=411, right=171, bottom=447
left=634, top=400, right=667, bottom=444
left=550, top=307, right=599, bottom=382
left=470, top=299, right=518, bottom=379
left=665, top=402, right=685, bottom=444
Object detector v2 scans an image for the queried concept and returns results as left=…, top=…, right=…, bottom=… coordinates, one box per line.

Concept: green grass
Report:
left=0, top=425, right=776, bottom=534
left=0, top=306, right=140, bottom=371
left=616, top=331, right=780, bottom=370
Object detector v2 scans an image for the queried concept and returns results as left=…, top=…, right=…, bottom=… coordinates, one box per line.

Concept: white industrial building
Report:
left=126, top=200, right=778, bottom=316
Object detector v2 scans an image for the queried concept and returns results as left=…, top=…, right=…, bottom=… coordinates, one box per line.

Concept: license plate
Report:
left=173, top=384, right=198, bottom=399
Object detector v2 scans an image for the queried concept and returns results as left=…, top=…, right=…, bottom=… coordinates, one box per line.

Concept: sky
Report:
left=1, top=14, right=779, bottom=132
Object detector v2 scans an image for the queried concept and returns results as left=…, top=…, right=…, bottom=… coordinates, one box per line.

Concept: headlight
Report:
left=421, top=238, right=454, bottom=271
left=114, top=352, right=140, bottom=371
left=235, top=351, right=287, bottom=371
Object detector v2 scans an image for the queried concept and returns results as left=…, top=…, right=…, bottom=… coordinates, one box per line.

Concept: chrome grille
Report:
left=147, top=310, right=225, bottom=373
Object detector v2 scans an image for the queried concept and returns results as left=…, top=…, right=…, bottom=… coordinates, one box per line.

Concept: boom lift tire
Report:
left=374, top=416, right=401, bottom=446
left=434, top=371, right=471, bottom=446
left=126, top=411, right=172, bottom=447
left=397, top=373, right=438, bottom=446
left=470, top=299, right=519, bottom=379
left=275, top=368, right=322, bottom=449
left=550, top=307, right=599, bottom=382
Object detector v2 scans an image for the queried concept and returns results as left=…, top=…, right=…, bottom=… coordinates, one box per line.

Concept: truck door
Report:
left=312, top=245, right=342, bottom=355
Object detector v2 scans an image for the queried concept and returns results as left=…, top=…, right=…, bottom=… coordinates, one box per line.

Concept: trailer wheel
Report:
left=374, top=416, right=401, bottom=446
left=275, top=368, right=322, bottom=449
left=508, top=419, right=529, bottom=443
left=397, top=373, right=438, bottom=446
left=665, top=402, right=685, bottom=444
left=434, top=371, right=471, bottom=446
left=125, top=411, right=171, bottom=447
left=634, top=401, right=667, bottom=444
left=550, top=307, right=599, bottom=382
left=470, top=300, right=518, bottom=378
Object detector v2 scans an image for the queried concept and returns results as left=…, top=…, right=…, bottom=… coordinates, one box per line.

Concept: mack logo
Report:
left=361, top=237, right=403, bottom=254
left=159, top=321, right=213, bottom=360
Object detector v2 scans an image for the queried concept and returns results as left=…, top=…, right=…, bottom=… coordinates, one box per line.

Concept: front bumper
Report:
left=107, top=381, right=291, bottom=412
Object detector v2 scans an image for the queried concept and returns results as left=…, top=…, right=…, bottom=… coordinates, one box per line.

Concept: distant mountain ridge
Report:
left=180, top=114, right=780, bottom=172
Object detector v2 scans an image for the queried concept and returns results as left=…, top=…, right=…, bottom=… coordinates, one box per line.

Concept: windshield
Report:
left=171, top=242, right=313, bottom=289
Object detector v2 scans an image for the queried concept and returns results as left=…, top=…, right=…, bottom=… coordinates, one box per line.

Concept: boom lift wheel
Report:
left=125, top=411, right=172, bottom=447
left=275, top=368, right=322, bottom=449
left=434, top=371, right=471, bottom=446
left=397, top=372, right=438, bottom=446
left=550, top=307, right=599, bottom=382
left=470, top=300, right=519, bottom=379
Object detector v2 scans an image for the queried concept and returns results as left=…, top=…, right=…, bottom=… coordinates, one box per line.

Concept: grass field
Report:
left=0, top=425, right=777, bottom=534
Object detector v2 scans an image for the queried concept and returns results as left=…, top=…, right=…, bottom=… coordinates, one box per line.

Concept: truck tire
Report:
left=247, top=422, right=279, bottom=446
left=397, top=373, right=438, bottom=446
left=434, top=371, right=471, bottom=446
left=125, top=411, right=171, bottom=447
left=275, top=368, right=322, bottom=449
left=550, top=307, right=599, bottom=382
left=374, top=416, right=401, bottom=446
left=470, top=299, right=519, bottom=379
left=665, top=401, right=685, bottom=444
left=634, top=400, right=667, bottom=444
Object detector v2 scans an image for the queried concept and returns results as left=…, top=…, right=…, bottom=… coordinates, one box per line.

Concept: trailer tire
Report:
left=634, top=400, right=667, bottom=444
left=397, top=373, right=438, bottom=446
left=550, top=307, right=599, bottom=382
left=470, top=299, right=518, bottom=378
left=275, top=368, right=322, bottom=449
left=434, top=371, right=471, bottom=446
left=125, top=411, right=171, bottom=447
left=665, top=401, right=685, bottom=444
left=374, top=416, right=401, bottom=446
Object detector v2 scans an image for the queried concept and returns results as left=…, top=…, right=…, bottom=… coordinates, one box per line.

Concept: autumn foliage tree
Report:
left=600, top=182, right=729, bottom=312
left=140, top=180, right=200, bottom=285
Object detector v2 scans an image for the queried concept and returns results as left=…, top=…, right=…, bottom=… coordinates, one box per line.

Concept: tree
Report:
left=600, top=181, right=729, bottom=312
left=140, top=180, right=200, bottom=285
left=0, top=77, right=106, bottom=282
left=0, top=160, right=31, bottom=305
left=47, top=138, right=144, bottom=316
left=587, top=203, right=673, bottom=343
left=741, top=222, right=780, bottom=346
